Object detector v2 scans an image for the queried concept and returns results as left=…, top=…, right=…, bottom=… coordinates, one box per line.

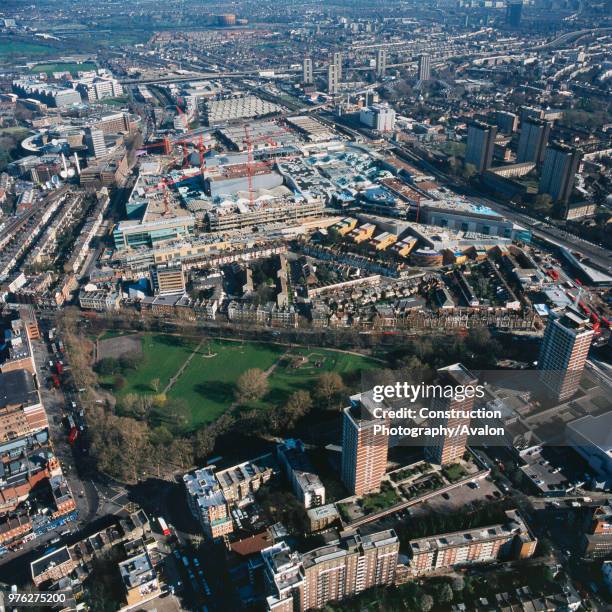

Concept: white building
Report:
left=277, top=439, right=325, bottom=508
left=567, top=412, right=612, bottom=486
left=76, top=77, right=123, bottom=102
left=360, top=104, right=396, bottom=132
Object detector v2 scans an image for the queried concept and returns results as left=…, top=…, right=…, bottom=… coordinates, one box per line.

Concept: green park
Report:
left=96, top=333, right=379, bottom=431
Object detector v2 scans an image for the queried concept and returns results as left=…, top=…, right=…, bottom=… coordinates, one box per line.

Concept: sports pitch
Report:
left=109, top=334, right=378, bottom=430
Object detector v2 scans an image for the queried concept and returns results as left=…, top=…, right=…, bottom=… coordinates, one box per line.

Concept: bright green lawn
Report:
left=168, top=339, right=284, bottom=428
left=30, top=61, right=97, bottom=75
left=118, top=334, right=198, bottom=395
left=109, top=334, right=379, bottom=430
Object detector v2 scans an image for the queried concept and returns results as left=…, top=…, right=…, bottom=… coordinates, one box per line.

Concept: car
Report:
left=193, top=558, right=200, bottom=567
left=441, top=492, right=450, bottom=500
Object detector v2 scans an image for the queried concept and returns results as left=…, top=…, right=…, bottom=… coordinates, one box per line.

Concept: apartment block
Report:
left=184, top=467, right=234, bottom=539
left=277, top=439, right=325, bottom=508
left=408, top=510, right=536, bottom=574
left=341, top=393, right=389, bottom=496
left=263, top=529, right=399, bottom=611
left=425, top=363, right=477, bottom=465
left=538, top=308, right=593, bottom=402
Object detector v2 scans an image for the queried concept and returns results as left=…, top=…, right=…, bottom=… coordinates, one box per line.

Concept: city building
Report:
left=184, top=467, right=234, bottom=539
left=581, top=501, right=612, bottom=558
left=215, top=456, right=274, bottom=503
left=75, top=77, right=123, bottom=102
left=376, top=49, right=387, bottom=78
left=359, top=104, right=396, bottom=132
left=539, top=143, right=582, bottom=206
left=12, top=78, right=82, bottom=108
left=327, top=63, right=339, bottom=95
left=0, top=369, right=46, bottom=443
left=277, top=439, right=325, bottom=508
left=150, top=264, right=185, bottom=295
left=303, top=58, right=313, bottom=85
left=516, top=118, right=551, bottom=165
left=418, top=53, right=431, bottom=82
left=85, top=127, right=107, bottom=159
left=566, top=412, right=612, bottom=487
left=506, top=1, right=523, bottom=27
left=408, top=510, right=536, bottom=574
left=425, top=363, right=477, bottom=465
left=495, top=110, right=518, bottom=134
left=465, top=121, right=497, bottom=173
left=118, top=544, right=161, bottom=609
left=341, top=392, right=389, bottom=496
left=538, top=307, right=594, bottom=402
left=333, top=51, right=343, bottom=81
left=263, top=528, right=399, bottom=611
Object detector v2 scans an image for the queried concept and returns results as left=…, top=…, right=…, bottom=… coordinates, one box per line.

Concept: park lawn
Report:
left=262, top=347, right=379, bottom=408
left=117, top=334, right=198, bottom=396
left=167, top=339, right=284, bottom=428
left=107, top=334, right=380, bottom=431
left=30, top=61, right=97, bottom=75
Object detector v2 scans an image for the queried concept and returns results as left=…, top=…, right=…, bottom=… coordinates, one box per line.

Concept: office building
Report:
left=277, top=439, right=325, bottom=509
left=516, top=117, right=551, bottom=165
left=303, top=58, right=313, bottom=85
left=150, top=264, right=186, bottom=295
left=567, top=413, right=612, bottom=487
left=418, top=53, right=431, bottom=82
left=538, top=307, right=593, bottom=402
left=539, top=143, right=582, bottom=206
left=408, top=510, right=536, bottom=574
left=465, top=121, right=497, bottom=173
left=0, top=369, right=46, bottom=443
left=376, top=49, right=387, bottom=78
left=359, top=103, right=396, bottom=132
left=333, top=51, right=343, bottom=81
left=425, top=363, right=477, bottom=465
left=85, top=127, right=107, bottom=159
left=506, top=1, right=523, bottom=27
left=183, top=467, right=233, bottom=539
left=327, top=63, right=339, bottom=95
left=341, top=392, right=389, bottom=496
left=263, top=529, right=399, bottom=611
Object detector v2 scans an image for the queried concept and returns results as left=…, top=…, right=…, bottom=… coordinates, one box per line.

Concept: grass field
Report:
left=108, top=334, right=378, bottom=430
left=0, top=41, right=58, bottom=59
left=30, top=61, right=97, bottom=75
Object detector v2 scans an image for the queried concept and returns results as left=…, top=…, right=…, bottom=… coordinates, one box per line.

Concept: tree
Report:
left=112, top=375, right=126, bottom=391
left=451, top=575, right=465, bottom=592
left=534, top=193, right=553, bottom=212
left=315, top=372, right=345, bottom=410
left=282, top=390, right=313, bottom=429
left=419, top=594, right=434, bottom=612
left=150, top=377, right=161, bottom=392
left=193, top=427, right=216, bottom=462
left=462, top=162, right=477, bottom=179
left=235, top=368, right=268, bottom=404
left=435, top=582, right=454, bottom=604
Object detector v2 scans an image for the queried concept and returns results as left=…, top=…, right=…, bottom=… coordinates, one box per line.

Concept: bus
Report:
left=158, top=516, right=171, bottom=536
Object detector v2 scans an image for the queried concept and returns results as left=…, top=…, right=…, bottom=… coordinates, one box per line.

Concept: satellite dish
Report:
left=51, top=138, right=59, bottom=146
left=60, top=170, right=68, bottom=179
left=51, top=175, right=61, bottom=186
left=67, top=168, right=76, bottom=178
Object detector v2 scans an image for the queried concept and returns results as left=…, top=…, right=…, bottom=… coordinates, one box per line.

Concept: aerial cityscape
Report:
left=0, top=0, right=610, bottom=610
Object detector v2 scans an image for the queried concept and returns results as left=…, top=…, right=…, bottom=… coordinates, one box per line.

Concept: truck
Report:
left=158, top=516, right=171, bottom=536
